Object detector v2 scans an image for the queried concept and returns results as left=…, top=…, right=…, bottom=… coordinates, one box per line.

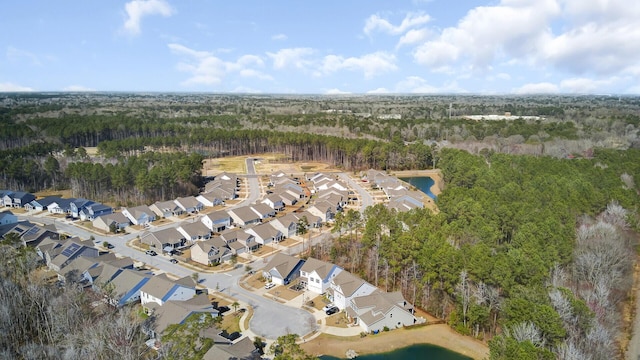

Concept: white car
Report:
left=322, top=303, right=336, bottom=312
left=265, top=283, right=276, bottom=290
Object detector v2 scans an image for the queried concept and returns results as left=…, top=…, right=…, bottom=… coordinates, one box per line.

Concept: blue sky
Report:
left=1, top=0, right=638, bottom=94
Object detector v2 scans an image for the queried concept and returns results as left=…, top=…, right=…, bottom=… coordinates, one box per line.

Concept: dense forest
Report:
left=1, top=93, right=640, bottom=359
left=325, top=148, right=640, bottom=359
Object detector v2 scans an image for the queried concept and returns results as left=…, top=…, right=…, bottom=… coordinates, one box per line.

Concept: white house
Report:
left=261, top=194, right=285, bottom=211
left=348, top=291, right=416, bottom=333
left=245, top=222, right=283, bottom=245
left=196, top=192, right=225, bottom=207
left=228, top=206, right=261, bottom=227
left=174, top=196, right=203, bottom=214
left=300, top=257, right=343, bottom=295
left=140, top=273, right=196, bottom=307
left=329, top=271, right=378, bottom=310
left=177, top=221, right=211, bottom=243
left=270, top=213, right=298, bottom=238
left=201, top=210, right=232, bottom=232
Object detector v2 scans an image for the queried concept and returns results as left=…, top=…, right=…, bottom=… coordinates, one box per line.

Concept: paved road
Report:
left=337, top=172, right=374, bottom=213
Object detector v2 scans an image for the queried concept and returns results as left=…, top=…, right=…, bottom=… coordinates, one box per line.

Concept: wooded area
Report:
left=1, top=93, right=639, bottom=359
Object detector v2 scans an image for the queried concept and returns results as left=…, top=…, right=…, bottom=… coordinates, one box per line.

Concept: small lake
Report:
left=318, top=343, right=472, bottom=360
left=400, top=177, right=437, bottom=200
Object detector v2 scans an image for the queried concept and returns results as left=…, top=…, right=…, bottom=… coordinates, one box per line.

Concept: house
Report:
left=122, top=205, right=156, bottom=226
left=348, top=291, right=416, bottom=333
left=294, top=211, right=322, bottom=228
left=203, top=337, right=260, bottom=360
left=204, top=186, right=236, bottom=201
left=387, top=190, right=425, bottom=212
left=140, top=227, right=186, bottom=253
left=270, top=213, right=298, bottom=238
left=201, top=211, right=232, bottom=232
left=191, top=237, right=232, bottom=266
left=276, top=182, right=306, bottom=199
left=261, top=194, right=285, bottom=211
left=0, top=221, right=59, bottom=247
left=177, top=221, right=212, bottom=243
left=79, top=203, right=113, bottom=221
left=307, top=201, right=335, bottom=222
left=140, top=273, right=197, bottom=307
left=174, top=196, right=204, bottom=214
left=274, top=189, right=298, bottom=206
left=93, top=213, right=130, bottom=233
left=146, top=294, right=218, bottom=340
left=70, top=198, right=96, bottom=218
left=47, top=198, right=75, bottom=214
left=196, top=192, right=225, bottom=207
left=329, top=271, right=378, bottom=310
left=228, top=206, right=261, bottom=227
left=315, top=179, right=348, bottom=192
left=245, top=222, right=283, bottom=245
left=250, top=203, right=276, bottom=220
left=1, top=191, right=14, bottom=207
left=149, top=200, right=184, bottom=219
left=0, top=211, right=17, bottom=225
left=59, top=253, right=115, bottom=283
left=5, top=191, right=35, bottom=208
left=219, top=228, right=258, bottom=253
left=262, top=253, right=305, bottom=286
left=48, top=238, right=99, bottom=272
left=105, top=269, right=152, bottom=307
left=25, top=196, right=61, bottom=212
left=300, top=257, right=343, bottom=295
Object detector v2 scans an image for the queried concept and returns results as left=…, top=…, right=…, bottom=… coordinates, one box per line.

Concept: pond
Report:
left=319, top=343, right=472, bottom=360
left=400, top=177, right=437, bottom=200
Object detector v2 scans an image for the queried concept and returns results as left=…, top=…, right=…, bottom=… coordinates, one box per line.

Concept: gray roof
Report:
left=174, top=196, right=202, bottom=209
left=332, top=271, right=367, bottom=298
left=150, top=294, right=216, bottom=334
left=264, top=253, right=303, bottom=280
left=179, top=221, right=211, bottom=237
left=300, top=257, right=337, bottom=279
left=141, top=273, right=195, bottom=300
left=230, top=206, right=260, bottom=222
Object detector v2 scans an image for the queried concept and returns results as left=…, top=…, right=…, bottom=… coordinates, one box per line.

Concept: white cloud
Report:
left=514, top=82, right=559, bottom=94
left=63, top=85, right=95, bottom=92
left=271, top=33, right=287, bottom=41
left=413, top=0, right=560, bottom=71
left=168, top=43, right=270, bottom=86
left=267, top=48, right=315, bottom=70
left=320, top=52, right=397, bottom=78
left=0, top=82, right=34, bottom=92
left=559, top=77, right=616, bottom=93
left=123, top=0, right=174, bottom=35
left=396, top=28, right=430, bottom=49
left=325, top=88, right=351, bottom=95
left=364, top=12, right=431, bottom=36
left=231, top=86, right=262, bottom=93
left=367, top=87, right=389, bottom=94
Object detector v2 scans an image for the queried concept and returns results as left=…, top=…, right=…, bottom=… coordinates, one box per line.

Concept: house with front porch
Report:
left=262, top=253, right=305, bottom=286
left=70, top=198, right=96, bottom=218
left=4, top=191, right=35, bottom=208
left=300, top=257, right=343, bottom=295
left=47, top=198, right=75, bottom=214
left=191, top=237, right=232, bottom=266
left=140, top=228, right=186, bottom=253
left=220, top=228, right=258, bottom=253
left=261, top=194, right=285, bottom=211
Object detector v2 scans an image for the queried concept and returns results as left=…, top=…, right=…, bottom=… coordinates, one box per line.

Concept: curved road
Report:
left=18, top=157, right=316, bottom=340
left=337, top=172, right=374, bottom=213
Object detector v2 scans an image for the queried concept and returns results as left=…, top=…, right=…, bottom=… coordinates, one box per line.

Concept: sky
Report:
left=0, top=0, right=638, bottom=94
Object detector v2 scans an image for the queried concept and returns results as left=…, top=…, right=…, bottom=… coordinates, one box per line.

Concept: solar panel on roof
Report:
left=24, top=227, right=39, bottom=236
left=61, top=243, right=81, bottom=257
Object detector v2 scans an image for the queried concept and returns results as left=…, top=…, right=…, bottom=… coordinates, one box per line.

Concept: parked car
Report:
left=265, top=283, right=276, bottom=290
left=169, top=259, right=178, bottom=264
left=145, top=250, right=157, bottom=256
left=325, top=306, right=339, bottom=315
left=104, top=242, right=115, bottom=249
left=322, top=303, right=336, bottom=312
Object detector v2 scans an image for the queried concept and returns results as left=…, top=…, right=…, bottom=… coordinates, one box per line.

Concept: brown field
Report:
left=202, top=156, right=247, bottom=176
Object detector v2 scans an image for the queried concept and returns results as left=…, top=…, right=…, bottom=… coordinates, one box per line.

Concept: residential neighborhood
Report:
left=0, top=163, right=433, bottom=358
